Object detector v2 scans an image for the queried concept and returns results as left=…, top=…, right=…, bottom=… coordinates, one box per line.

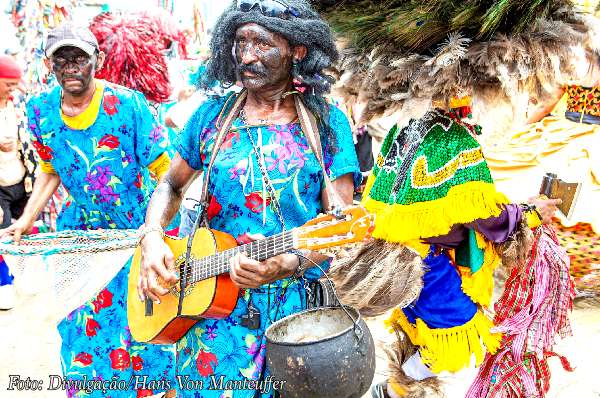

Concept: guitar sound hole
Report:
left=166, top=257, right=195, bottom=298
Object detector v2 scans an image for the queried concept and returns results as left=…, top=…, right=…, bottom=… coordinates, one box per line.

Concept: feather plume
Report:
left=426, top=33, right=471, bottom=73
left=317, top=0, right=595, bottom=125
left=495, top=218, right=534, bottom=271
left=326, top=239, right=425, bottom=317
left=382, top=330, right=444, bottom=398
left=89, top=11, right=187, bottom=103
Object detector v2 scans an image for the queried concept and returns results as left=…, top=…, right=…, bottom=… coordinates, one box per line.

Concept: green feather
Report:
left=480, top=0, right=513, bottom=38
left=316, top=0, right=576, bottom=53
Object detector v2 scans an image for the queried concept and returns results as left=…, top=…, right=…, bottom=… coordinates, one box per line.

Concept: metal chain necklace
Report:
left=239, top=109, right=287, bottom=230
left=238, top=109, right=291, bottom=337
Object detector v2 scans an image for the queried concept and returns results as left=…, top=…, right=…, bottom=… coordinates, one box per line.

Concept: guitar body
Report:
left=127, top=228, right=239, bottom=344
left=127, top=205, right=375, bottom=345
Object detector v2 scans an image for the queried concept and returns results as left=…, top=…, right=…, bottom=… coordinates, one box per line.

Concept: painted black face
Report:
left=51, top=46, right=96, bottom=96
left=234, top=23, right=293, bottom=90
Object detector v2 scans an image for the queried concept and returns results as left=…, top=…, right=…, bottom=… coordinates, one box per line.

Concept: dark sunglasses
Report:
left=237, top=0, right=299, bottom=19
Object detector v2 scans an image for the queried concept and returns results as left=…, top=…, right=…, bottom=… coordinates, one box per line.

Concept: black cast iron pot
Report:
left=265, top=306, right=376, bottom=398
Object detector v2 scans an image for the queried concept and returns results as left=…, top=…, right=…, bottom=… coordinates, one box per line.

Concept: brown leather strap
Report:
left=293, top=94, right=344, bottom=210
left=180, top=91, right=247, bottom=309
left=199, top=90, right=248, bottom=211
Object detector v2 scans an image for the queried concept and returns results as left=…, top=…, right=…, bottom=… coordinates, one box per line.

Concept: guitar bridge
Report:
left=145, top=299, right=153, bottom=316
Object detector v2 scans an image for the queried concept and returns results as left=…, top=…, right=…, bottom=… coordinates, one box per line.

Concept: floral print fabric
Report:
left=58, top=260, right=176, bottom=398
left=26, top=80, right=168, bottom=230
left=173, top=94, right=361, bottom=397
left=26, top=81, right=175, bottom=397
left=565, top=84, right=600, bottom=117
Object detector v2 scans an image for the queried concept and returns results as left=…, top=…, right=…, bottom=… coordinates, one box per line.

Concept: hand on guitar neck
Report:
left=229, top=233, right=301, bottom=289
left=228, top=233, right=330, bottom=289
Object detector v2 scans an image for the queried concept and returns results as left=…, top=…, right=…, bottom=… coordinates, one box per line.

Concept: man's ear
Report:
left=293, top=45, right=307, bottom=62
left=44, top=58, right=52, bottom=71
left=95, top=51, right=106, bottom=72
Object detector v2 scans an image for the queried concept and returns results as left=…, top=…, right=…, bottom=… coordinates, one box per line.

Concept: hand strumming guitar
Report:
left=138, top=230, right=179, bottom=304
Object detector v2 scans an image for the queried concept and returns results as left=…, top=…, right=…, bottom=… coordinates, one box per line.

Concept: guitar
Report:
left=127, top=205, right=374, bottom=344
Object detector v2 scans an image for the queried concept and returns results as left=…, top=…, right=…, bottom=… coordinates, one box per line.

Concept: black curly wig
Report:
left=202, top=0, right=340, bottom=148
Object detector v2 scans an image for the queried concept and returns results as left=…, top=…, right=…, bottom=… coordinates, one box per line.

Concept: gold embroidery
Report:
left=411, top=148, right=485, bottom=188
left=376, top=153, right=385, bottom=168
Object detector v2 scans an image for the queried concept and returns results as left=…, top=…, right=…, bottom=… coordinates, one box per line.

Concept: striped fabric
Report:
left=466, top=226, right=575, bottom=398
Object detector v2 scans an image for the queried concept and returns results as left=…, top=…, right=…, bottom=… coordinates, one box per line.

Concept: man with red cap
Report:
left=0, top=54, right=37, bottom=310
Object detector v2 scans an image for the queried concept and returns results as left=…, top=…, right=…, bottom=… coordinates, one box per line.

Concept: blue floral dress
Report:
left=26, top=81, right=176, bottom=397
left=174, top=94, right=361, bottom=398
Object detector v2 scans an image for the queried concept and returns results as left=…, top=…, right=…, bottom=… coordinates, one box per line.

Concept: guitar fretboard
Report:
left=182, top=230, right=296, bottom=284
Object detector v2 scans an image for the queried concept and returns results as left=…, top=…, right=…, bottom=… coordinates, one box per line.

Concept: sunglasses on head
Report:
left=237, top=0, right=299, bottom=19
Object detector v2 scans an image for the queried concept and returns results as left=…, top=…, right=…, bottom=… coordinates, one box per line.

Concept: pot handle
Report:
left=302, top=260, right=364, bottom=346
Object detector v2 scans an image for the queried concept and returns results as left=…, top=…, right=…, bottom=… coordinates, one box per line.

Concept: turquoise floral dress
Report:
left=26, top=81, right=176, bottom=397
left=174, top=94, right=361, bottom=398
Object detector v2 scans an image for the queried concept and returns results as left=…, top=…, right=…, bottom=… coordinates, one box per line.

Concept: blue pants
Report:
left=403, top=250, right=477, bottom=328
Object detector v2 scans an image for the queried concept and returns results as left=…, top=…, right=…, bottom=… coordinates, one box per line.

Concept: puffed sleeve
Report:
left=324, top=105, right=361, bottom=187
left=25, top=99, right=56, bottom=173
left=175, top=95, right=231, bottom=171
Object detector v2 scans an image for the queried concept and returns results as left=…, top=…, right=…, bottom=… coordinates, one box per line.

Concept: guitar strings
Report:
left=184, top=232, right=354, bottom=282
left=186, top=238, right=295, bottom=283
left=183, top=231, right=296, bottom=283
left=182, top=214, right=369, bottom=283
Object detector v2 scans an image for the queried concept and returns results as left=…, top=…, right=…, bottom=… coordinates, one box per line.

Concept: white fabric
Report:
left=166, top=90, right=207, bottom=130
left=3, top=250, right=132, bottom=325
left=0, top=101, right=25, bottom=186
left=182, top=175, right=204, bottom=209
left=402, top=352, right=436, bottom=381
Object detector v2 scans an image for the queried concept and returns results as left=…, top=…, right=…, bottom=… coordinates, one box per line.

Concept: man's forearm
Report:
left=145, top=181, right=184, bottom=229
left=144, top=154, right=199, bottom=231
left=21, top=172, right=60, bottom=222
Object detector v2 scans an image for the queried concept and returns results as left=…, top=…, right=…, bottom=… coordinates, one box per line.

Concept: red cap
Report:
left=0, top=55, right=22, bottom=79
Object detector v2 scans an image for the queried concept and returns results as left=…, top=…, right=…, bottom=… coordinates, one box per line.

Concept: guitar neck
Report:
left=186, top=230, right=297, bottom=284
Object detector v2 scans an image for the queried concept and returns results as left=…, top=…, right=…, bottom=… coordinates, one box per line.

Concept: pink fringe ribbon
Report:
left=466, top=225, right=575, bottom=398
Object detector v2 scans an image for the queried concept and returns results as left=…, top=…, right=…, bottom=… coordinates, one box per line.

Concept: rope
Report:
left=0, top=229, right=139, bottom=256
